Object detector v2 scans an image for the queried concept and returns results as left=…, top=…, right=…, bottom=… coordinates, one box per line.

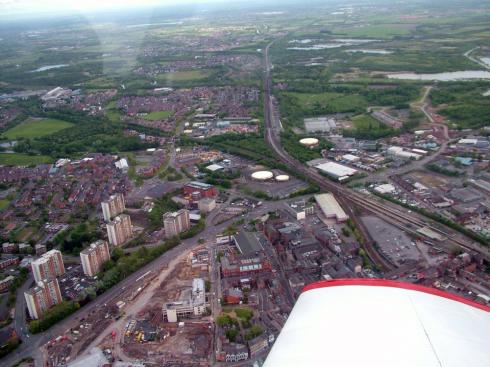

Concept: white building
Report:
left=314, top=193, right=348, bottom=222
left=162, top=278, right=207, bottom=322
left=374, top=184, right=396, bottom=195
left=387, top=146, right=422, bottom=160
left=315, top=161, right=358, bottom=181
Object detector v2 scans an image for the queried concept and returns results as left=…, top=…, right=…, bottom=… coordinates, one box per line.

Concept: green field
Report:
left=0, top=153, right=53, bottom=166
left=2, top=118, right=74, bottom=139
left=157, top=70, right=209, bottom=82
left=288, top=92, right=368, bottom=112
left=333, top=24, right=411, bottom=39
left=0, top=199, right=9, bottom=211
left=142, top=110, right=173, bottom=121
left=351, top=114, right=383, bottom=130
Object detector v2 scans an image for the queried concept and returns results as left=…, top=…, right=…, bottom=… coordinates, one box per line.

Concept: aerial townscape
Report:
left=0, top=0, right=489, bottom=366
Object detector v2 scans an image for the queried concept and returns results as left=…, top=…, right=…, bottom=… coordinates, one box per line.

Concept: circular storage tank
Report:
left=251, top=170, right=274, bottom=181
left=275, top=175, right=290, bottom=182
left=299, top=137, right=319, bottom=147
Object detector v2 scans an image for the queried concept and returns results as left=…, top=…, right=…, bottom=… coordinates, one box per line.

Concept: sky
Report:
left=0, top=0, right=228, bottom=17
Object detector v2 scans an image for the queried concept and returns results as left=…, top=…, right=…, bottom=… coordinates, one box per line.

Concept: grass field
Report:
left=0, top=153, right=53, bottom=166
left=2, top=118, right=74, bottom=139
left=157, top=70, right=209, bottom=82
left=105, top=101, right=122, bottom=122
left=351, top=114, right=383, bottom=130
left=0, top=199, right=9, bottom=211
left=288, top=92, right=368, bottom=112
left=333, top=24, right=411, bottom=39
left=142, top=110, right=173, bottom=120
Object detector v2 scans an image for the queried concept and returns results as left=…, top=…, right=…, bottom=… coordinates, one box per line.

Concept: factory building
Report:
left=387, top=146, right=422, bottom=160
left=101, top=193, right=126, bottom=222
left=162, top=278, right=207, bottom=322
left=183, top=181, right=218, bottom=198
left=24, top=278, right=62, bottom=320
left=106, top=214, right=133, bottom=246
left=163, top=209, right=190, bottom=238
left=31, top=249, right=65, bottom=283
left=315, top=193, right=349, bottom=223
left=80, top=240, right=110, bottom=277
left=315, top=161, right=358, bottom=181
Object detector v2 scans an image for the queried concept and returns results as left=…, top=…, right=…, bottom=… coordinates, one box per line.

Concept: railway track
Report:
left=261, top=42, right=490, bottom=262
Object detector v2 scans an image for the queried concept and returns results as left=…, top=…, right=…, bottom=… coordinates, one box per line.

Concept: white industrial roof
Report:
left=315, top=161, right=357, bottom=178
left=314, top=193, right=348, bottom=222
left=264, top=279, right=490, bottom=367
left=206, top=163, right=224, bottom=172
left=374, top=183, right=396, bottom=194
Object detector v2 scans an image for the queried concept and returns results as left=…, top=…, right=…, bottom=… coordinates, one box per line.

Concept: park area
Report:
left=2, top=118, right=73, bottom=139
left=0, top=153, right=53, bottom=166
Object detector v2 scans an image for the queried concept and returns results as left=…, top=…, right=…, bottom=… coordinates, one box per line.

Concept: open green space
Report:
left=142, top=110, right=173, bottom=121
left=352, top=114, right=383, bottom=130
left=333, top=24, right=411, bottom=39
left=0, top=199, right=9, bottom=211
left=157, top=70, right=209, bottom=82
left=2, top=118, right=74, bottom=139
left=0, top=153, right=53, bottom=166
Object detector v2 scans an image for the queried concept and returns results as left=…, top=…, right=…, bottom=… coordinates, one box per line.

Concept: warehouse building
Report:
left=315, top=161, right=358, bottom=181
left=314, top=193, right=349, bottom=223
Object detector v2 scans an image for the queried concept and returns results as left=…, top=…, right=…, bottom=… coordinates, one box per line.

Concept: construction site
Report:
left=43, top=247, right=214, bottom=367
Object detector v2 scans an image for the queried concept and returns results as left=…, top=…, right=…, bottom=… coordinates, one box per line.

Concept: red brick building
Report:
left=183, top=181, right=218, bottom=199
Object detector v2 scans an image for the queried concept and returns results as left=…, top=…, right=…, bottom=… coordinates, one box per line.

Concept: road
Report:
left=261, top=41, right=490, bottom=264
left=463, top=47, right=489, bottom=70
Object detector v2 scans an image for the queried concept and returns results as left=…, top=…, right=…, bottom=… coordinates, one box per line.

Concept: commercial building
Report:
left=163, top=209, right=190, bottom=238
left=287, top=200, right=315, bottom=220
left=183, top=181, right=218, bottom=198
left=233, top=231, right=262, bottom=255
left=387, top=146, right=422, bottom=160
left=198, top=197, right=217, bottom=213
left=106, top=214, right=133, bottom=247
left=24, top=278, right=62, bottom=320
left=162, top=278, right=207, bottom=322
left=31, top=249, right=65, bottom=283
left=304, top=116, right=337, bottom=133
left=263, top=279, right=490, bottom=367
left=221, top=253, right=272, bottom=278
left=80, top=240, right=110, bottom=277
left=315, top=161, right=358, bottom=181
left=374, top=184, right=396, bottom=195
left=101, top=193, right=126, bottom=222
left=315, top=193, right=348, bottom=223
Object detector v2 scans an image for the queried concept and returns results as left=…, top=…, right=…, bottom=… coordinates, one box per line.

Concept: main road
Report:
left=261, top=41, right=490, bottom=264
